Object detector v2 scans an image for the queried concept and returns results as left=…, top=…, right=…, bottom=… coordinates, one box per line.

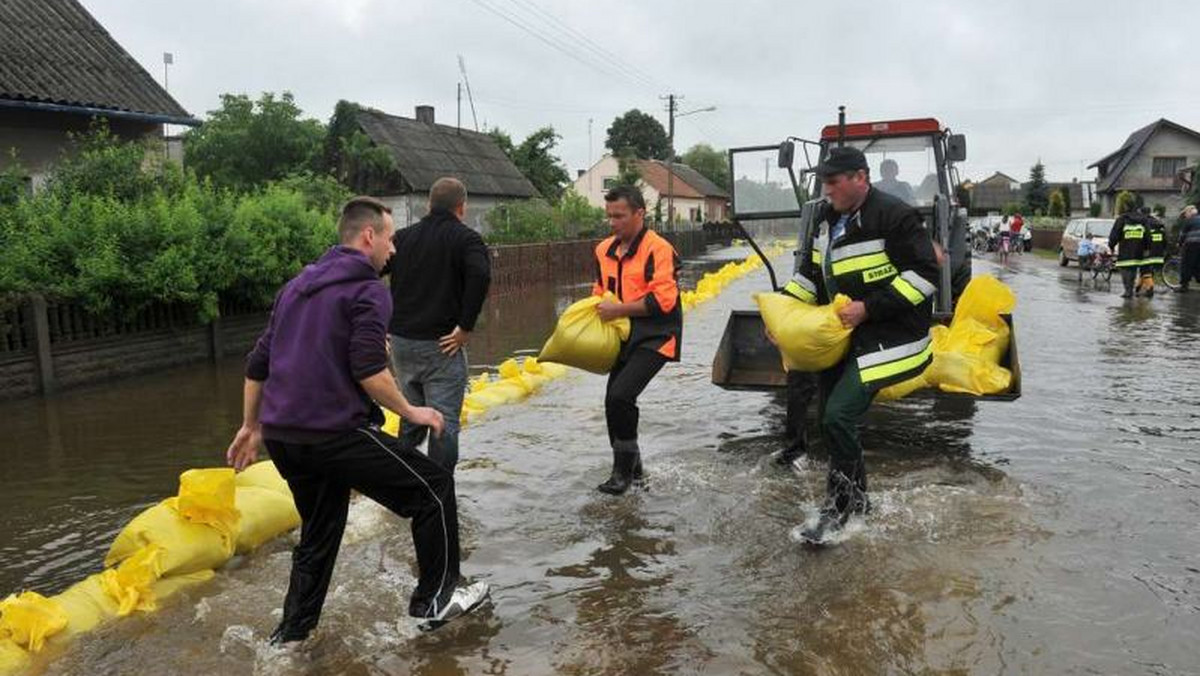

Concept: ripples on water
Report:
left=4, top=251, right=1199, bottom=674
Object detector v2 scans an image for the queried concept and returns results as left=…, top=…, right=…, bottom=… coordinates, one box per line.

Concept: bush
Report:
left=484, top=190, right=605, bottom=244
left=0, top=128, right=338, bottom=320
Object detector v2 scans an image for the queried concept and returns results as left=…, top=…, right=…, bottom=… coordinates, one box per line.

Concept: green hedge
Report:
left=0, top=128, right=344, bottom=319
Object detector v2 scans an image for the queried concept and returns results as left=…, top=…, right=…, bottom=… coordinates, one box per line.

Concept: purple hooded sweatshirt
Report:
left=246, top=246, right=391, bottom=443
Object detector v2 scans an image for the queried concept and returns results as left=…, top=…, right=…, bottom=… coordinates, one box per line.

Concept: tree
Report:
left=605, top=109, right=669, bottom=160
left=1058, top=186, right=1072, bottom=215
left=681, top=143, right=729, bottom=191
left=1115, top=190, right=1137, bottom=215
left=615, top=148, right=643, bottom=187
left=321, top=100, right=401, bottom=195
left=184, top=92, right=324, bottom=192
left=1185, top=164, right=1200, bottom=207
left=490, top=127, right=570, bottom=202
left=1048, top=190, right=1065, bottom=217
left=1023, top=161, right=1049, bottom=215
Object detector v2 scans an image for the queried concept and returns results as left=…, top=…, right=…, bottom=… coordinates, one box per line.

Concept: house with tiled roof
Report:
left=1088, top=119, right=1200, bottom=216
left=572, top=154, right=729, bottom=223
left=353, top=105, right=537, bottom=231
left=0, top=0, right=199, bottom=190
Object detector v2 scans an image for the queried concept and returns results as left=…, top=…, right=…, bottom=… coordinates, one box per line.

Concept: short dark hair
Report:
left=429, top=177, right=467, bottom=213
left=338, top=196, right=391, bottom=243
left=604, top=185, right=645, bottom=211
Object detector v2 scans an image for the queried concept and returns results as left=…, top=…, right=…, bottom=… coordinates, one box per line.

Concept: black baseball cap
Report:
left=816, top=147, right=869, bottom=178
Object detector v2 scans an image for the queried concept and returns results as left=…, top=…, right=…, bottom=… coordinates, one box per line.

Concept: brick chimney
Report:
left=415, top=105, right=435, bottom=124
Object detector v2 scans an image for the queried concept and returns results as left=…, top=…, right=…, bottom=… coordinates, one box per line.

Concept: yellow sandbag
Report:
left=940, top=317, right=1008, bottom=364
left=465, top=388, right=509, bottom=410
left=538, top=295, right=631, bottom=374
left=382, top=407, right=401, bottom=437
left=953, top=275, right=1015, bottom=331
left=481, top=380, right=529, bottom=403
left=150, top=569, right=214, bottom=607
left=924, top=351, right=1012, bottom=396
left=105, top=499, right=234, bottom=576
left=235, top=460, right=292, bottom=498
left=235, top=486, right=301, bottom=554
left=469, top=373, right=492, bottom=393
left=167, top=468, right=240, bottom=551
left=99, top=545, right=163, bottom=616
left=756, top=293, right=853, bottom=372
left=0, top=638, right=28, bottom=676
left=52, top=575, right=118, bottom=637
left=0, top=592, right=67, bottom=653
left=876, top=373, right=930, bottom=402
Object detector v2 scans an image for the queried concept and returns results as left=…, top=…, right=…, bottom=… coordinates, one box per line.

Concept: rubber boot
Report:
left=1120, top=269, right=1135, bottom=298
left=597, top=440, right=640, bottom=495
left=799, top=469, right=869, bottom=543
left=1142, top=274, right=1155, bottom=298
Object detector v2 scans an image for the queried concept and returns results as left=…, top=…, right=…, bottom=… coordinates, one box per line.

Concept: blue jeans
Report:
left=389, top=335, right=468, bottom=471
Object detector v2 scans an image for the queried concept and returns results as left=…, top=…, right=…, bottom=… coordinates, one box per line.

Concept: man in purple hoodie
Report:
left=224, top=196, right=489, bottom=643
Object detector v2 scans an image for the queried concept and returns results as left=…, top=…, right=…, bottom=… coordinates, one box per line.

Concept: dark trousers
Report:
left=785, top=370, right=819, bottom=446
left=266, top=426, right=460, bottom=638
left=605, top=348, right=667, bottom=444
left=1182, top=243, right=1200, bottom=288
left=1120, top=267, right=1139, bottom=295
left=819, top=360, right=876, bottom=497
left=390, top=335, right=468, bottom=471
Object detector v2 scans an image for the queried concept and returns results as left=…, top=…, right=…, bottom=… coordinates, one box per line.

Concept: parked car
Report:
left=1059, top=218, right=1115, bottom=266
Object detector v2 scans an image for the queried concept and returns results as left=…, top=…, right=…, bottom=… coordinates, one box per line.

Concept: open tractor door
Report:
left=711, top=108, right=1021, bottom=401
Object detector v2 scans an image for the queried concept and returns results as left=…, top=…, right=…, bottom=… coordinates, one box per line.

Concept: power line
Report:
left=499, top=0, right=667, bottom=92
left=465, top=0, right=657, bottom=94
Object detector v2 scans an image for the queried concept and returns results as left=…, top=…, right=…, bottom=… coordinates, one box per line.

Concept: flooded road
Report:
left=3, top=248, right=1200, bottom=674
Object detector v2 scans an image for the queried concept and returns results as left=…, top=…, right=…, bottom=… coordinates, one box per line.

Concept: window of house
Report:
left=1151, top=156, right=1187, bottom=178
left=602, top=177, right=618, bottom=190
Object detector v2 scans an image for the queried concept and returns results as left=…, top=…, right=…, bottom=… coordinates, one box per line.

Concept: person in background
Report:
left=1176, top=205, right=1200, bottom=292
left=1108, top=198, right=1149, bottom=299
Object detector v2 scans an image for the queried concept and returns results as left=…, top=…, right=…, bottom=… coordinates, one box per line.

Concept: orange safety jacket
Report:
left=592, top=227, right=682, bottom=361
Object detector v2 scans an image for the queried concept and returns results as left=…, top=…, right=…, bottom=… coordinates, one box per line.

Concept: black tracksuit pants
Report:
left=1182, top=243, right=1200, bottom=288
left=605, top=348, right=667, bottom=444
left=265, top=426, right=460, bottom=639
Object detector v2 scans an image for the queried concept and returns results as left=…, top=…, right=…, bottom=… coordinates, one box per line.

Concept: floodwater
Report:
left=2, top=247, right=1199, bottom=674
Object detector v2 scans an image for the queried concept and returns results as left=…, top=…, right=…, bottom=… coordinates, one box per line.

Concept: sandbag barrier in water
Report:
left=0, top=464, right=295, bottom=675
left=0, top=243, right=789, bottom=675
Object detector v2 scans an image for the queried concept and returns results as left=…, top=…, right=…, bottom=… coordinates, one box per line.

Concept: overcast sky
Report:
left=89, top=0, right=1199, bottom=184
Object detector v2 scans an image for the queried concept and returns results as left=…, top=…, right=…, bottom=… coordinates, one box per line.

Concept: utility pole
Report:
left=162, top=52, right=173, bottom=139
left=665, top=94, right=677, bottom=226
left=457, top=82, right=462, bottom=134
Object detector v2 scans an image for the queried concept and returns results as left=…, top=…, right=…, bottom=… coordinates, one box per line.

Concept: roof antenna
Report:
left=457, top=55, right=479, bottom=132
left=837, top=105, right=846, bottom=148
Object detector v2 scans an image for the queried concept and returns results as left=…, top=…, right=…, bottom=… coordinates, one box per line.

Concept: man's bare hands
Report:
left=438, top=326, right=469, bottom=356
left=225, top=424, right=262, bottom=471
left=408, top=406, right=445, bottom=438
left=597, top=301, right=623, bottom=323
left=837, top=300, right=868, bottom=329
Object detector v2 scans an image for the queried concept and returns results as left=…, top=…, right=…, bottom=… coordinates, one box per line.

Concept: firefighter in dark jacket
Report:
left=1108, top=201, right=1149, bottom=299
left=780, top=147, right=940, bottom=542
left=1139, top=207, right=1166, bottom=298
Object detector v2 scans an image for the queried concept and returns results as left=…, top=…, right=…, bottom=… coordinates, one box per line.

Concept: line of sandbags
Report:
left=0, top=462, right=298, bottom=675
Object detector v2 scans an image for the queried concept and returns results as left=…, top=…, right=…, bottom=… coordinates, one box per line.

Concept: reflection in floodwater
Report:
left=4, top=249, right=1200, bottom=673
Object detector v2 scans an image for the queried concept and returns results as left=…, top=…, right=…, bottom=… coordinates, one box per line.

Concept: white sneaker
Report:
left=417, top=581, right=490, bottom=632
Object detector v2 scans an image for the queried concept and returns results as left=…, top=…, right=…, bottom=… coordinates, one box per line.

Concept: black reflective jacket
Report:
left=783, top=188, right=939, bottom=390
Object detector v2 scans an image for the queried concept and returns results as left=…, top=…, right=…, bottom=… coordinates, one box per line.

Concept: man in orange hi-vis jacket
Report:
left=591, top=185, right=683, bottom=495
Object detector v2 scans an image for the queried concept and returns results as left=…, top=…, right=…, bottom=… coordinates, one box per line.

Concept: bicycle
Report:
left=1161, top=253, right=1182, bottom=290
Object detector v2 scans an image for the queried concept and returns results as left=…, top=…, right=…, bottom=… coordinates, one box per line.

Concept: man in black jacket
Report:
left=384, top=177, right=491, bottom=471
left=1108, top=201, right=1148, bottom=299
left=784, top=147, right=939, bottom=543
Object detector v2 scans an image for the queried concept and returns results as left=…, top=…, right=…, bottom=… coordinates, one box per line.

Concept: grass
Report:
left=1032, top=248, right=1059, bottom=261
